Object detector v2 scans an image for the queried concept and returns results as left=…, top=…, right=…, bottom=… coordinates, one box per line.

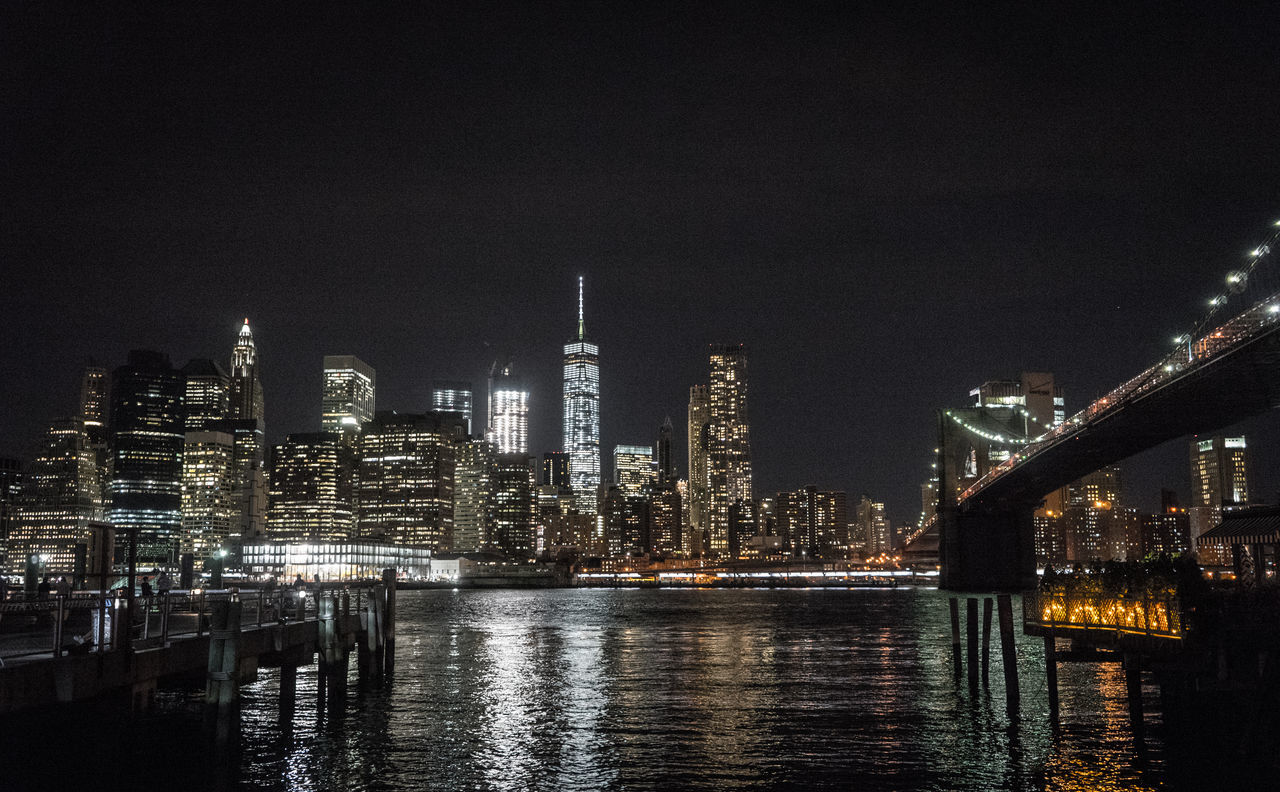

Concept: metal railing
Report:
left=1022, top=590, right=1183, bottom=640
left=0, top=587, right=369, bottom=666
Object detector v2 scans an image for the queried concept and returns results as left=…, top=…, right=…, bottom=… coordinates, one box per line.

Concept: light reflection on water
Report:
left=0, top=588, right=1170, bottom=791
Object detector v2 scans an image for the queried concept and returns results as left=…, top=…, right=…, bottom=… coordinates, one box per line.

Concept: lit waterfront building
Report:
left=648, top=484, right=682, bottom=556
left=322, top=355, right=376, bottom=433
left=267, top=433, right=356, bottom=543
left=7, top=418, right=104, bottom=576
left=707, top=345, right=752, bottom=556
left=492, top=453, right=535, bottom=558
left=1142, top=492, right=1191, bottom=557
left=601, top=485, right=646, bottom=557
left=487, top=358, right=529, bottom=455
left=431, top=380, right=473, bottom=435
left=778, top=487, right=848, bottom=559
left=856, top=495, right=891, bottom=558
left=229, top=319, right=264, bottom=422
left=687, top=384, right=710, bottom=556
left=182, top=359, right=230, bottom=431
left=180, top=431, right=236, bottom=560
left=358, top=412, right=467, bottom=549
left=0, top=457, right=22, bottom=570
left=1190, top=435, right=1249, bottom=566
left=454, top=439, right=497, bottom=552
left=242, top=540, right=431, bottom=582
left=563, top=277, right=600, bottom=515
left=613, top=445, right=654, bottom=497
left=108, top=350, right=185, bottom=566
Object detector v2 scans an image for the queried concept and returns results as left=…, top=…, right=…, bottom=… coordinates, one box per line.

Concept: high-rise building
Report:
left=267, top=433, right=356, bottom=543
left=1142, top=494, right=1190, bottom=558
left=454, top=439, right=497, bottom=552
left=492, top=454, right=536, bottom=558
left=706, top=344, right=752, bottom=556
left=7, top=419, right=104, bottom=576
left=971, top=372, right=1065, bottom=433
left=322, top=355, right=376, bottom=433
left=856, top=496, right=891, bottom=557
left=777, top=487, right=848, bottom=559
left=601, top=485, right=647, bottom=557
left=229, top=319, right=265, bottom=422
left=180, top=431, right=237, bottom=560
left=431, top=380, right=473, bottom=435
left=0, top=457, right=22, bottom=570
left=687, top=384, right=710, bottom=556
left=648, top=485, right=682, bottom=556
left=542, top=451, right=570, bottom=487
left=108, top=350, right=186, bottom=566
left=357, top=412, right=467, bottom=549
left=563, top=277, right=600, bottom=515
left=1190, top=435, right=1249, bottom=565
left=182, top=358, right=230, bottom=431
left=487, top=358, right=529, bottom=455
left=613, top=445, right=655, bottom=497
left=79, top=362, right=109, bottom=446
left=656, top=416, right=676, bottom=485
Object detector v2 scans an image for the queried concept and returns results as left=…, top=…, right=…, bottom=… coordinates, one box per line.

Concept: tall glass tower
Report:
left=707, top=344, right=752, bottom=556
left=563, top=277, right=600, bottom=515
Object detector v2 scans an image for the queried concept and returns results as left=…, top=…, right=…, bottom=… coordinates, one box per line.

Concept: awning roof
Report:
left=1197, top=507, right=1280, bottom=547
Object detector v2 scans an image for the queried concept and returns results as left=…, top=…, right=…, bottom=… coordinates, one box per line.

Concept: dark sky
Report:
left=5, top=3, right=1280, bottom=527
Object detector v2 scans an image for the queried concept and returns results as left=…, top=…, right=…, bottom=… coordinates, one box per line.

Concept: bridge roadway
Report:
left=939, top=307, right=1280, bottom=591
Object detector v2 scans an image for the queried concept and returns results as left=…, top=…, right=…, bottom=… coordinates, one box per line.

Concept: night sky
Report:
left=5, top=3, right=1280, bottom=527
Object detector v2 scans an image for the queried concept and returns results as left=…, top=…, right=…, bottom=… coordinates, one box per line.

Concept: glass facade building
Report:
left=108, top=350, right=186, bottom=566
left=613, top=444, right=654, bottom=497
left=322, top=354, right=376, bottom=433
left=563, top=277, right=600, bottom=514
left=487, top=359, right=529, bottom=455
left=431, top=380, right=473, bottom=436
left=182, top=358, right=230, bottom=431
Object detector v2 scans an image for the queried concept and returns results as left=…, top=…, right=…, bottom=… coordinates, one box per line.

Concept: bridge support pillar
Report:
left=940, top=504, right=1037, bottom=591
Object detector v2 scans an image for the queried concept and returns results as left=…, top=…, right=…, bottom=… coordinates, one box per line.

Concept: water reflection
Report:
left=0, top=588, right=1175, bottom=792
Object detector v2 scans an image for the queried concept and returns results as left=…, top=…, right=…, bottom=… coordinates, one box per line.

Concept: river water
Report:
left=2, top=588, right=1169, bottom=791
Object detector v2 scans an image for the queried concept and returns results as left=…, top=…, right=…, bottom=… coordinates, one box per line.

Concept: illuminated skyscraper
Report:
left=492, top=454, right=536, bottom=558
left=229, top=318, right=265, bottom=422
left=108, top=350, right=186, bottom=565
left=613, top=445, right=654, bottom=496
left=454, top=439, right=497, bottom=552
left=79, top=362, right=109, bottom=445
left=563, top=277, right=600, bottom=514
left=357, top=412, right=467, bottom=549
left=707, top=344, right=752, bottom=556
left=267, top=433, right=356, bottom=542
left=182, top=358, right=230, bottom=431
left=322, top=355, right=376, bottom=433
left=686, top=384, right=710, bottom=556
left=180, top=431, right=237, bottom=560
left=1190, top=435, right=1250, bottom=565
left=431, top=380, right=474, bottom=435
left=487, top=358, right=529, bottom=455
left=7, top=418, right=104, bottom=576
left=778, top=487, right=848, bottom=558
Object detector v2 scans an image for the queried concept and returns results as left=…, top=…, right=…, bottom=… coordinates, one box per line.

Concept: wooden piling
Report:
left=382, top=568, right=397, bottom=677
left=981, top=597, right=993, bottom=689
left=205, top=598, right=242, bottom=714
left=1125, top=653, right=1144, bottom=743
left=997, top=593, right=1019, bottom=717
left=966, top=597, right=979, bottom=694
left=949, top=597, right=962, bottom=683
left=1044, top=632, right=1059, bottom=724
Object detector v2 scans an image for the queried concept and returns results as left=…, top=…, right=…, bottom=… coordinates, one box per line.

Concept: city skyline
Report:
left=5, top=5, right=1280, bottom=528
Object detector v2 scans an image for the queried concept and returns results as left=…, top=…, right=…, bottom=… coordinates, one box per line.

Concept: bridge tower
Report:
left=936, top=407, right=1039, bottom=591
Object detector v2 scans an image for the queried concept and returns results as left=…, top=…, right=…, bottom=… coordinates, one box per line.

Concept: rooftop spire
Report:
left=577, top=276, right=585, bottom=340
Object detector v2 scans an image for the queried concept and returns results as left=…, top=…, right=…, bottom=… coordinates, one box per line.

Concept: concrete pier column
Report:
left=1125, top=653, right=1145, bottom=743
left=966, top=597, right=979, bottom=695
left=997, top=593, right=1020, bottom=717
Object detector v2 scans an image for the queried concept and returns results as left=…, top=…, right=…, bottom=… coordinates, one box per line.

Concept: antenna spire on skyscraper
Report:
left=578, top=275, right=585, bottom=340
